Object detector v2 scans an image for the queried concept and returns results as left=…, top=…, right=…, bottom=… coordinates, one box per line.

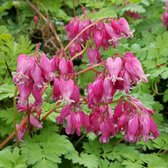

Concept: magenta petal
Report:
left=60, top=79, right=74, bottom=102
left=30, top=115, right=42, bottom=128
left=71, top=112, right=82, bottom=136
left=40, top=53, right=54, bottom=81
left=70, top=85, right=80, bottom=103
left=117, top=113, right=127, bottom=129
left=16, top=124, right=27, bottom=141
left=94, top=31, right=102, bottom=48
left=65, top=115, right=74, bottom=135
left=99, top=121, right=111, bottom=143
left=150, top=117, right=160, bottom=138
left=53, top=78, right=61, bottom=100
left=30, top=63, right=43, bottom=84
left=140, top=113, right=150, bottom=141
left=114, top=101, right=123, bottom=119
left=59, top=58, right=68, bottom=74
left=118, top=18, right=132, bottom=37
left=80, top=111, right=91, bottom=132
left=125, top=114, right=139, bottom=142
left=18, top=84, right=32, bottom=104
left=56, top=105, right=71, bottom=124
left=106, top=57, right=122, bottom=83
left=32, top=84, right=43, bottom=105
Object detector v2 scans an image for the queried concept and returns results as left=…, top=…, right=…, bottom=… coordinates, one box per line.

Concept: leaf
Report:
left=0, top=147, right=27, bottom=168
left=141, top=154, right=168, bottom=168
left=163, top=89, right=168, bottom=102
left=83, top=140, right=102, bottom=156
left=122, top=160, right=143, bottom=168
left=78, top=153, right=99, bottom=168
left=21, top=129, right=75, bottom=167
left=78, top=67, right=95, bottom=89
left=0, top=84, right=15, bottom=100
left=0, top=0, right=13, bottom=13
left=88, top=7, right=117, bottom=20
left=121, top=3, right=146, bottom=14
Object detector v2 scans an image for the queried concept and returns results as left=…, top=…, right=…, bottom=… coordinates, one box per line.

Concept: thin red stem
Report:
left=75, top=61, right=106, bottom=76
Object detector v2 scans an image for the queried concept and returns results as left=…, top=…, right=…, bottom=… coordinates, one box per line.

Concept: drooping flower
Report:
left=123, top=52, right=148, bottom=83
left=106, top=57, right=123, bottom=83
left=89, top=105, right=115, bottom=143
left=58, top=58, right=74, bottom=74
left=39, top=53, right=55, bottom=82
left=117, top=17, right=133, bottom=37
left=53, top=78, right=80, bottom=104
left=56, top=105, right=90, bottom=136
left=114, top=96, right=160, bottom=142
left=69, top=42, right=83, bottom=58
left=162, top=12, right=168, bottom=29
left=87, top=48, right=101, bottom=64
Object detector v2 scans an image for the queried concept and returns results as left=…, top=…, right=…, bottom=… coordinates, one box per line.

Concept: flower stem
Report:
left=70, top=43, right=88, bottom=61
left=13, top=86, right=18, bottom=142
left=75, top=61, right=106, bottom=76
left=74, top=134, right=86, bottom=147
left=64, top=18, right=107, bottom=51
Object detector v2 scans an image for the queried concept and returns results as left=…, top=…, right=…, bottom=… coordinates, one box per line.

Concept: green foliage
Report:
left=20, top=127, right=74, bottom=168
left=0, top=84, right=15, bottom=100
left=0, top=26, right=34, bottom=81
left=121, top=3, right=146, bottom=14
left=0, top=147, right=27, bottom=168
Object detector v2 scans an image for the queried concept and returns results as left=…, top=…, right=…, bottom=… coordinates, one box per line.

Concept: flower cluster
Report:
left=88, top=51, right=148, bottom=108
left=12, top=15, right=159, bottom=144
left=162, top=0, right=168, bottom=29
left=114, top=97, right=160, bottom=142
left=66, top=16, right=133, bottom=64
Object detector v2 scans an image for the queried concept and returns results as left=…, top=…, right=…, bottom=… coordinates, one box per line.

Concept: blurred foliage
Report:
left=0, top=0, right=168, bottom=168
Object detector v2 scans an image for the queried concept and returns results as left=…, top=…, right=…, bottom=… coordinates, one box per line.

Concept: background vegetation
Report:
left=0, top=0, right=168, bottom=167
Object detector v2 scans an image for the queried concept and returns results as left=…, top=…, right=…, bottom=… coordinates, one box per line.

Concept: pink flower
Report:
left=30, top=115, right=42, bottom=129
left=125, top=114, right=139, bottom=142
left=69, top=42, right=82, bottom=58
left=114, top=96, right=160, bottom=142
left=102, top=79, right=114, bottom=102
left=56, top=105, right=71, bottom=124
left=16, top=124, right=27, bottom=142
left=90, top=105, right=115, bottom=143
left=70, top=112, right=83, bottom=136
left=40, top=53, right=55, bottom=82
left=162, top=12, right=168, bottom=29
left=58, top=58, right=74, bottom=74
left=106, top=57, right=123, bottom=83
left=111, top=20, right=121, bottom=36
left=70, top=85, right=80, bottom=103
left=53, top=78, right=80, bottom=104
left=123, top=52, right=148, bottom=83
left=18, top=84, right=33, bottom=105
left=94, top=31, right=102, bottom=48
left=59, top=78, right=75, bottom=103
left=87, top=48, right=101, bottom=64
left=53, top=78, right=61, bottom=101
left=99, top=121, right=111, bottom=143
left=140, top=113, right=150, bottom=142
left=88, top=77, right=104, bottom=107
left=13, top=54, right=34, bottom=85
left=56, top=105, right=90, bottom=136
left=114, top=101, right=123, bottom=120
left=117, top=18, right=133, bottom=37
left=34, top=16, right=39, bottom=25
left=150, top=117, right=160, bottom=138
